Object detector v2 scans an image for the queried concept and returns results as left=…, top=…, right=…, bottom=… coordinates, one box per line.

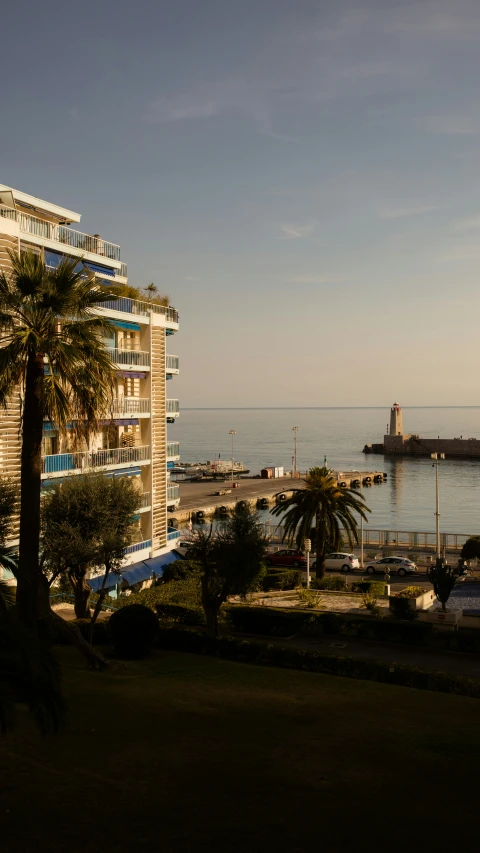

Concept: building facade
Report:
left=0, top=183, right=181, bottom=576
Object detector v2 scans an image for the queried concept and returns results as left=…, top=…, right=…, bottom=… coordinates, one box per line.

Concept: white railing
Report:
left=17, top=210, right=120, bottom=261
left=139, top=492, right=151, bottom=508
left=100, top=295, right=179, bottom=323
left=42, top=445, right=150, bottom=475
left=166, top=399, right=179, bottom=414
left=167, top=483, right=180, bottom=502
left=166, top=354, right=179, bottom=372
left=120, top=263, right=128, bottom=277
left=0, top=205, right=17, bottom=221
left=107, top=349, right=150, bottom=367
left=167, top=441, right=180, bottom=458
left=110, top=397, right=150, bottom=414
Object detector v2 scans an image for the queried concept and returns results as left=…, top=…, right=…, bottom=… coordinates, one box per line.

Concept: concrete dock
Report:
left=169, top=471, right=386, bottom=523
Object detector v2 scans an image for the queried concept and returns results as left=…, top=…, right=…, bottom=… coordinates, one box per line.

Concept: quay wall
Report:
left=365, top=436, right=480, bottom=458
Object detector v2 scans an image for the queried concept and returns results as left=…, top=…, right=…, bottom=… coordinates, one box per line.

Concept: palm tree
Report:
left=271, top=466, right=370, bottom=578
left=0, top=251, right=117, bottom=630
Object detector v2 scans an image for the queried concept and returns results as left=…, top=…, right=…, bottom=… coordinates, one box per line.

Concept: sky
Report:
left=3, top=0, right=480, bottom=406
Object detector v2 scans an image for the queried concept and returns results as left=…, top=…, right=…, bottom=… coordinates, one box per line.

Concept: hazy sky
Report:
left=3, top=0, right=480, bottom=406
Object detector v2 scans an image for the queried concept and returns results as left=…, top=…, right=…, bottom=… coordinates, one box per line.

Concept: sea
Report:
left=172, top=407, right=480, bottom=534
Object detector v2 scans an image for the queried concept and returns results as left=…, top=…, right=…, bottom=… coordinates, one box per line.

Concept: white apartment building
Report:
left=0, top=184, right=181, bottom=589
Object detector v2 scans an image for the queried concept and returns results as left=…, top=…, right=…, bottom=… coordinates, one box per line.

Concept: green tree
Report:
left=0, top=251, right=117, bottom=630
left=461, top=537, right=480, bottom=562
left=427, top=559, right=457, bottom=612
left=0, top=478, right=17, bottom=605
left=186, top=503, right=268, bottom=637
left=271, top=466, right=370, bottom=579
left=42, top=473, right=140, bottom=633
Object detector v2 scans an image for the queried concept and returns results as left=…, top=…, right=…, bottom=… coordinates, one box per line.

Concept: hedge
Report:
left=263, top=570, right=302, bottom=592
left=225, top=606, right=343, bottom=637
left=156, top=628, right=480, bottom=699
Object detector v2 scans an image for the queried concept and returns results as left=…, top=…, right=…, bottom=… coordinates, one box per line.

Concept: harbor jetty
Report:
left=169, top=470, right=386, bottom=524
left=364, top=402, right=480, bottom=459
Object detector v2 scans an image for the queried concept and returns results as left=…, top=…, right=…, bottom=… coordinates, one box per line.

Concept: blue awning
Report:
left=121, top=564, right=153, bottom=586
left=86, top=572, right=122, bottom=592
left=112, top=320, right=141, bottom=331
left=122, top=551, right=182, bottom=586
left=83, top=261, right=116, bottom=277
left=118, top=372, right=146, bottom=380
left=98, top=419, right=139, bottom=426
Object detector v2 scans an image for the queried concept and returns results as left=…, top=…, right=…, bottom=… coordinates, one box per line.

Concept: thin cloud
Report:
left=278, top=221, right=315, bottom=240
left=437, top=246, right=480, bottom=262
left=452, top=216, right=480, bottom=231
left=69, top=107, right=80, bottom=122
left=285, top=274, right=346, bottom=285
left=379, top=204, right=437, bottom=219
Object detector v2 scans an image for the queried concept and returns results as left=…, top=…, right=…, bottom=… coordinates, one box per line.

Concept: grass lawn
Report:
left=1, top=646, right=479, bottom=853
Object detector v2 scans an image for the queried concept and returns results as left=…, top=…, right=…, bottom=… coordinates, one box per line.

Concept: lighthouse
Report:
left=390, top=402, right=404, bottom=437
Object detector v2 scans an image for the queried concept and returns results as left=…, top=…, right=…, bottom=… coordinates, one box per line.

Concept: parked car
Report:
left=311, top=552, right=360, bottom=573
left=266, top=549, right=306, bottom=568
left=365, top=556, right=417, bottom=577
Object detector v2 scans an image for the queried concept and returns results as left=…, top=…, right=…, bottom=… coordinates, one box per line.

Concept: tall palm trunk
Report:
left=314, top=511, right=326, bottom=579
left=17, top=352, right=44, bottom=630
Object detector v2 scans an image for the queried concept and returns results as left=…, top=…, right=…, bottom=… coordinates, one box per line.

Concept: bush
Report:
left=263, top=570, right=302, bottom=591
left=395, top=586, right=424, bottom=599
left=311, top=576, right=346, bottom=591
left=161, top=560, right=201, bottom=584
left=156, top=603, right=205, bottom=626
left=108, top=604, right=159, bottom=658
left=351, top=580, right=386, bottom=595
left=114, top=578, right=201, bottom=612
left=389, top=597, right=418, bottom=621
left=73, top=618, right=110, bottom=645
left=226, top=606, right=342, bottom=638
left=156, top=628, right=480, bottom=700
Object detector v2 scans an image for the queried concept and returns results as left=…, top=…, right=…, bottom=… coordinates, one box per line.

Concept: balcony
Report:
left=125, top=539, right=151, bottom=555
left=8, top=208, right=121, bottom=262
left=138, top=492, right=151, bottom=510
left=0, top=205, right=16, bottom=222
left=107, top=349, right=150, bottom=368
left=167, top=441, right=180, bottom=461
left=166, top=399, right=179, bottom=419
left=166, top=354, right=179, bottom=375
left=41, top=445, right=150, bottom=477
left=167, top=483, right=180, bottom=505
left=167, top=527, right=181, bottom=541
left=99, top=295, right=179, bottom=324
left=110, top=397, right=150, bottom=415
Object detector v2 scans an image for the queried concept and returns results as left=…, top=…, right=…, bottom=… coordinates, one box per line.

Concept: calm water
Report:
left=172, top=408, right=480, bottom=533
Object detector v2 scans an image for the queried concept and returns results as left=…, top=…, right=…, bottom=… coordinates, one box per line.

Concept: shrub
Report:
left=388, top=597, right=418, bottom=621
left=73, top=618, right=110, bottom=645
left=114, top=578, right=201, bottom=611
left=226, top=606, right=342, bottom=638
left=156, top=628, right=480, bottom=700
left=395, top=586, right=424, bottom=599
left=297, top=589, right=324, bottom=609
left=156, top=603, right=205, bottom=626
left=351, top=580, right=386, bottom=595
left=161, top=560, right=201, bottom=584
left=311, top=576, right=346, bottom=591
left=263, top=570, right=302, bottom=591
left=108, top=604, right=159, bottom=658
left=361, top=593, right=381, bottom=617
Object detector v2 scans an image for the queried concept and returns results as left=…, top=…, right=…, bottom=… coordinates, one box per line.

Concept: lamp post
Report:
left=304, top=538, right=311, bottom=589
left=292, top=426, right=298, bottom=477
left=431, top=452, right=445, bottom=561
left=229, top=430, right=236, bottom=487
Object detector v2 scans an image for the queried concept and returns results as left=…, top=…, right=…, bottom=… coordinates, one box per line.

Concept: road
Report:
left=176, top=476, right=294, bottom=513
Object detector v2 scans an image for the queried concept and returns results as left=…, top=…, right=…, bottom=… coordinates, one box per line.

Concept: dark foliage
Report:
left=108, top=604, right=159, bottom=658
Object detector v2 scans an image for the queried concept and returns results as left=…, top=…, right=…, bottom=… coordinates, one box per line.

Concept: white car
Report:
left=365, top=556, right=417, bottom=577
left=322, top=552, right=360, bottom=572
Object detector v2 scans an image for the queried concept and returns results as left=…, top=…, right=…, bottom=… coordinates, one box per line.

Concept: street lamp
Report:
left=292, top=426, right=298, bottom=477
left=304, top=538, right=311, bottom=588
left=229, top=430, right=236, bottom=487
left=431, top=452, right=445, bottom=561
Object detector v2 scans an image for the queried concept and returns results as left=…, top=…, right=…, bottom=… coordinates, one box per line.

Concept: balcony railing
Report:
left=10, top=209, right=121, bottom=261
left=0, top=205, right=17, bottom=221
left=138, top=492, right=151, bottom=508
left=125, top=539, right=151, bottom=554
left=166, top=399, right=179, bottom=415
left=120, top=262, right=128, bottom=277
left=107, top=349, right=150, bottom=368
left=167, top=441, right=180, bottom=459
left=167, top=528, right=181, bottom=541
left=100, top=295, right=179, bottom=324
left=167, top=483, right=180, bottom=502
left=110, top=397, right=150, bottom=414
left=166, top=355, right=179, bottom=372
left=42, top=445, right=150, bottom=475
